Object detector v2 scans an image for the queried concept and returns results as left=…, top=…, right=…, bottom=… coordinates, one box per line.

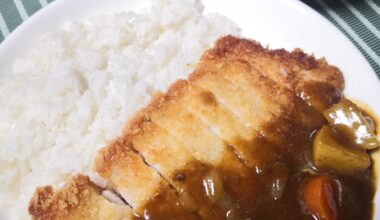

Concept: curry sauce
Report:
left=130, top=82, right=376, bottom=219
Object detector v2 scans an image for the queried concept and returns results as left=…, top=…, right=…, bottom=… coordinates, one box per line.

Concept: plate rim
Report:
left=0, top=0, right=379, bottom=219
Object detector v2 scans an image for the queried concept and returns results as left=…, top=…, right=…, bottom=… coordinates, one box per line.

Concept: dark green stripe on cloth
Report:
left=0, top=31, right=4, bottom=42
left=348, top=0, right=380, bottom=31
left=21, top=0, right=42, bottom=17
left=373, top=0, right=380, bottom=7
left=0, top=0, right=23, bottom=32
left=302, top=0, right=380, bottom=79
left=324, top=0, right=380, bottom=57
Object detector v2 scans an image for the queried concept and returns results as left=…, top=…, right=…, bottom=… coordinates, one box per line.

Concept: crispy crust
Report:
left=130, top=84, right=193, bottom=127
left=203, top=36, right=319, bottom=69
left=124, top=80, right=189, bottom=135
left=28, top=175, right=131, bottom=220
left=191, top=35, right=344, bottom=91
left=94, top=133, right=168, bottom=213
left=94, top=137, right=131, bottom=176
left=29, top=175, right=95, bottom=220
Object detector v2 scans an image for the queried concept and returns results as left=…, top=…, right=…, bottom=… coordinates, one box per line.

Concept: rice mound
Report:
left=0, top=0, right=240, bottom=218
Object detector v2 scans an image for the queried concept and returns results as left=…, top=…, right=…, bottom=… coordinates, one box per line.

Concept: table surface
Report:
left=0, top=0, right=379, bottom=80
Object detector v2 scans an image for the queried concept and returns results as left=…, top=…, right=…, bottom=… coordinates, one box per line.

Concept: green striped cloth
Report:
left=0, top=0, right=379, bottom=80
left=302, top=0, right=380, bottom=80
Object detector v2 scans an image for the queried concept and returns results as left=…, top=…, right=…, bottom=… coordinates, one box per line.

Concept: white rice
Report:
left=0, top=0, right=240, bottom=219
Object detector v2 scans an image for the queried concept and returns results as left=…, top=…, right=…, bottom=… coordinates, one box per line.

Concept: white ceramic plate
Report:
left=0, top=0, right=379, bottom=218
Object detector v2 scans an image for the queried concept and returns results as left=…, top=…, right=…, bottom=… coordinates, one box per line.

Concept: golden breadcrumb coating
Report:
left=28, top=175, right=132, bottom=220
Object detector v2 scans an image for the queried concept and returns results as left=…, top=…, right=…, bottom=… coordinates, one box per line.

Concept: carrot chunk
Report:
left=302, top=175, right=341, bottom=220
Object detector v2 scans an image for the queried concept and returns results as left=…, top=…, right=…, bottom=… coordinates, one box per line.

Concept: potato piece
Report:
left=312, top=126, right=370, bottom=173
left=323, top=99, right=379, bottom=150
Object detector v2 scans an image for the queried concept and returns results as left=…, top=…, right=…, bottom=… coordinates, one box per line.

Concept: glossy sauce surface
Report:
left=134, top=82, right=375, bottom=220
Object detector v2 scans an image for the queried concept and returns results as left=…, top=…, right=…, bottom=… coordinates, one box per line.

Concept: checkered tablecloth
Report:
left=0, top=0, right=379, bottom=79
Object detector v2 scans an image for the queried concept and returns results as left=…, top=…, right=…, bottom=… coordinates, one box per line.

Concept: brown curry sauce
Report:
left=133, top=82, right=375, bottom=220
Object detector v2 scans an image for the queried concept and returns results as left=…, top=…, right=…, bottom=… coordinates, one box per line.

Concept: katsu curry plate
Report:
left=0, top=0, right=379, bottom=220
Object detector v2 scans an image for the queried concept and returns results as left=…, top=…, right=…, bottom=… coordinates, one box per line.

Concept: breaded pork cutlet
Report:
left=92, top=36, right=343, bottom=218
left=30, top=35, right=344, bottom=219
left=28, top=175, right=132, bottom=220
